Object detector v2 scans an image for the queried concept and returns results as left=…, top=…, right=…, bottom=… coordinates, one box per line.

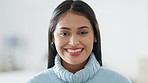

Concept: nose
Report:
left=69, top=35, right=80, bottom=46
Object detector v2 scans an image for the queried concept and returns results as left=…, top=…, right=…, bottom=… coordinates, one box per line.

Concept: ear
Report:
left=94, top=37, right=97, bottom=43
left=52, top=35, right=55, bottom=44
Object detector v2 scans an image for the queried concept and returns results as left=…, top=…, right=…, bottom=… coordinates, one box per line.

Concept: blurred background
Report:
left=0, top=0, right=147, bottom=83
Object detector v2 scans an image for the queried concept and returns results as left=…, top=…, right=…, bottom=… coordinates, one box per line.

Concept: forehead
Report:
left=56, top=12, right=92, bottom=29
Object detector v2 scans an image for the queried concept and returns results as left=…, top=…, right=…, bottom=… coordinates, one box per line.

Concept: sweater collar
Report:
left=53, top=53, right=101, bottom=83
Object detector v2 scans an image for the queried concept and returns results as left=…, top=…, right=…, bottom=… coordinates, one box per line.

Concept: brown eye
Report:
left=60, top=32, right=70, bottom=37
left=79, top=31, right=88, bottom=35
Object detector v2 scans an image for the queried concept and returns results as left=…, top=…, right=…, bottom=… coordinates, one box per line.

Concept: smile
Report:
left=67, top=48, right=82, bottom=53
left=65, top=48, right=83, bottom=56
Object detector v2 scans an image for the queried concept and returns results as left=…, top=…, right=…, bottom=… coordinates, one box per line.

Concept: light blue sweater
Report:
left=26, top=53, right=132, bottom=83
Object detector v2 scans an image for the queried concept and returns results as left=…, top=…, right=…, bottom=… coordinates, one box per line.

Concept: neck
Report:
left=62, top=60, right=88, bottom=73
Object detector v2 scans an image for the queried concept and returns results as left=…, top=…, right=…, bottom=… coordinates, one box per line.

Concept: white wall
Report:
left=0, top=0, right=148, bottom=82
left=87, top=0, right=148, bottom=81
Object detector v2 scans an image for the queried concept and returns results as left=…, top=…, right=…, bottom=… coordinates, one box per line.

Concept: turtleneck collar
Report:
left=53, top=53, right=101, bottom=83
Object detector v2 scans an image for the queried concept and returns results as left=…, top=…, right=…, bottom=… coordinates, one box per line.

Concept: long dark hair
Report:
left=48, top=0, right=102, bottom=68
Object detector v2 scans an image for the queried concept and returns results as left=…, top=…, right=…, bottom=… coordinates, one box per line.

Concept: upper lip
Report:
left=64, top=47, right=84, bottom=50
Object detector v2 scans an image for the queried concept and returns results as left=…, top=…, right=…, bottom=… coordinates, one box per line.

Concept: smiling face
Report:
left=53, top=12, right=95, bottom=66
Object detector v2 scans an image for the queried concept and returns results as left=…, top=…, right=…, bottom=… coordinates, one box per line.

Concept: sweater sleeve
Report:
left=26, top=72, right=51, bottom=83
left=99, top=68, right=132, bottom=83
left=25, top=69, right=56, bottom=83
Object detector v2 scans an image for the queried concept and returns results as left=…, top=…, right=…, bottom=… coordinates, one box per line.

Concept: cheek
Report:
left=86, top=41, right=94, bottom=49
left=81, top=36, right=94, bottom=49
left=85, top=36, right=94, bottom=50
left=54, top=36, right=67, bottom=50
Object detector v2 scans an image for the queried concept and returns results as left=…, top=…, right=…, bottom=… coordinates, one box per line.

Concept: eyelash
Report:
left=59, top=31, right=88, bottom=37
left=79, top=31, right=88, bottom=35
left=60, top=32, right=70, bottom=37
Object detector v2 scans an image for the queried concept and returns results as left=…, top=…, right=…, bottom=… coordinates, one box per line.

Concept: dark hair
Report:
left=48, top=0, right=102, bottom=68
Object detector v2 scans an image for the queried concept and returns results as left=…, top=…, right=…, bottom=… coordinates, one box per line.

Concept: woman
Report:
left=27, top=0, right=132, bottom=83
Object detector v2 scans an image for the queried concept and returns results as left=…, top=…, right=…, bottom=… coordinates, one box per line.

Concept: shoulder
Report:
left=26, top=68, right=57, bottom=83
left=94, top=67, right=132, bottom=83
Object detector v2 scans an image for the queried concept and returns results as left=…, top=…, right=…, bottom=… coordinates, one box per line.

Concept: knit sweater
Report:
left=26, top=53, right=132, bottom=83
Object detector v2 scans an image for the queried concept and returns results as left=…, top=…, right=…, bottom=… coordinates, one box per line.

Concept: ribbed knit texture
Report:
left=53, top=53, right=100, bottom=83
left=26, top=53, right=132, bottom=83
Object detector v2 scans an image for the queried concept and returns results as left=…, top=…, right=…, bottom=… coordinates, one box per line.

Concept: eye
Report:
left=60, top=32, right=70, bottom=37
left=79, top=31, right=88, bottom=35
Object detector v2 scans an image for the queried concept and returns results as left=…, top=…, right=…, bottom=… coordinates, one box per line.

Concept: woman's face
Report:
left=53, top=12, right=95, bottom=66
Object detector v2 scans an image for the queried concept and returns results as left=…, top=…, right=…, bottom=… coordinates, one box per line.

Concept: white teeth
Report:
left=67, top=49, right=82, bottom=53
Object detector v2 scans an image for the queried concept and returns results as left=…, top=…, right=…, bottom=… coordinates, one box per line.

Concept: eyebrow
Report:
left=59, top=26, right=90, bottom=30
left=59, top=27, right=71, bottom=30
left=78, top=26, right=90, bottom=30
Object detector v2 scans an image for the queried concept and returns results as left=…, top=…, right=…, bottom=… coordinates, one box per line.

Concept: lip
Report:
left=65, top=48, right=83, bottom=56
